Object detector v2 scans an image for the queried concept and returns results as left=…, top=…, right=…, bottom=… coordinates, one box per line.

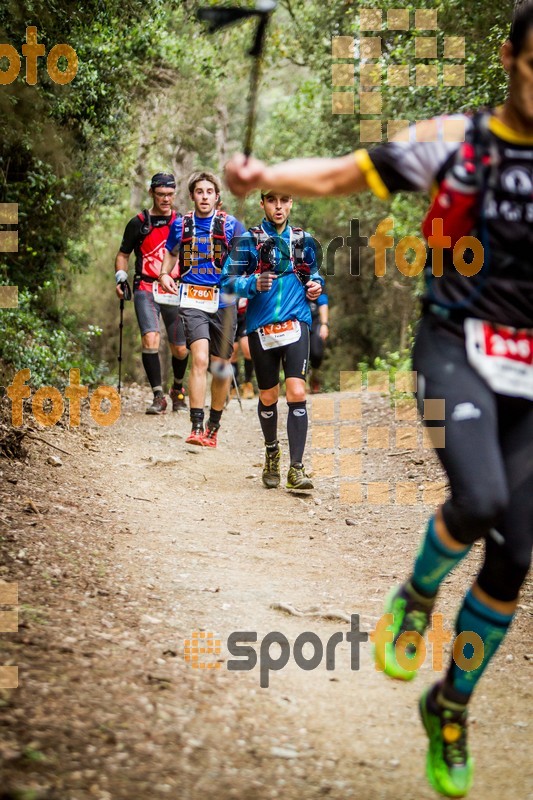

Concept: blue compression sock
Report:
left=447, top=589, right=514, bottom=699
left=411, top=516, right=471, bottom=597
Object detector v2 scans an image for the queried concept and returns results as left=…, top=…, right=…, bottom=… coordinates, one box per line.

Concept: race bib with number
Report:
left=152, top=281, right=181, bottom=306
left=180, top=284, right=220, bottom=313
left=465, top=318, right=533, bottom=400
left=258, top=319, right=301, bottom=350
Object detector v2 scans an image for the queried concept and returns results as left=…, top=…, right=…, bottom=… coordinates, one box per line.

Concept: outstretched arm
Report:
left=224, top=153, right=369, bottom=198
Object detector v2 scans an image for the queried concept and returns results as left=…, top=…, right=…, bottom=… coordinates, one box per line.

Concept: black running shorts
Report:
left=413, top=315, right=533, bottom=601
left=180, top=305, right=237, bottom=360
left=248, top=323, right=310, bottom=390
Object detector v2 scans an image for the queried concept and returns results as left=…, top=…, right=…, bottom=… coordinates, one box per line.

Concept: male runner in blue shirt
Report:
left=159, top=172, right=245, bottom=447
left=222, top=190, right=323, bottom=491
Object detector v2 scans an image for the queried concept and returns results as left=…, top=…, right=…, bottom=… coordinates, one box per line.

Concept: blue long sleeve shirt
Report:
left=220, top=218, right=323, bottom=333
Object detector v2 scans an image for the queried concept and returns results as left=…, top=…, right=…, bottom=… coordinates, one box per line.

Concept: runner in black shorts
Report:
left=115, top=173, right=188, bottom=415
left=222, top=190, right=323, bottom=491
left=248, top=323, right=309, bottom=390
left=225, top=6, right=533, bottom=795
left=159, top=171, right=244, bottom=447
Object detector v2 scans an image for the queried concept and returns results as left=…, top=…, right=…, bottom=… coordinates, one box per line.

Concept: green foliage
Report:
left=0, top=286, right=105, bottom=387
left=359, top=347, right=413, bottom=377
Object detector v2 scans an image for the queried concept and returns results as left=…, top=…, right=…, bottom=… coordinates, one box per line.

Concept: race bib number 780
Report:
left=180, top=284, right=220, bottom=313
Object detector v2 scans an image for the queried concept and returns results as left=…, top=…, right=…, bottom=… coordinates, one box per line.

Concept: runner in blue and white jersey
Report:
left=159, top=171, right=245, bottom=448
left=221, top=190, right=323, bottom=491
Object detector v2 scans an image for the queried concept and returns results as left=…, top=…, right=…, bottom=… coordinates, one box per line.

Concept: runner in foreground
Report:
left=225, top=6, right=533, bottom=797
left=221, top=190, right=323, bottom=491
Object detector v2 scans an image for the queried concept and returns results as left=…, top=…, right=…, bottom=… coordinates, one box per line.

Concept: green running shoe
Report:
left=286, top=462, right=313, bottom=492
left=262, top=445, right=281, bottom=489
left=374, top=583, right=434, bottom=680
left=419, top=685, right=474, bottom=798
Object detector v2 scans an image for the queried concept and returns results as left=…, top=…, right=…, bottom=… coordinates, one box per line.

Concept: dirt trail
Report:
left=0, top=388, right=531, bottom=800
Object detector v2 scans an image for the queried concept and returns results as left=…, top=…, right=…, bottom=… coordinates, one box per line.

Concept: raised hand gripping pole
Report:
left=197, top=2, right=277, bottom=406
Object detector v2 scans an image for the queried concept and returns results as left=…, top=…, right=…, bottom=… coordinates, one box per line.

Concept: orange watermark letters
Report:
left=6, top=369, right=120, bottom=428
left=0, top=26, right=78, bottom=86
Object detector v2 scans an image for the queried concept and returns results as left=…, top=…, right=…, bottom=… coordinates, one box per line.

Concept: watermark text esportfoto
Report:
left=230, top=216, right=485, bottom=279
left=186, top=613, right=484, bottom=687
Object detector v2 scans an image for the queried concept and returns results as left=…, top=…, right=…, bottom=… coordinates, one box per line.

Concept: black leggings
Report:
left=413, top=316, right=533, bottom=602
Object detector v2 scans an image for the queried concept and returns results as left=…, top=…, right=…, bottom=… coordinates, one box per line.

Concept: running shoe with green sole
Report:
left=262, top=446, right=281, bottom=489
left=419, top=685, right=474, bottom=797
left=373, top=583, right=434, bottom=680
left=286, top=463, right=313, bottom=492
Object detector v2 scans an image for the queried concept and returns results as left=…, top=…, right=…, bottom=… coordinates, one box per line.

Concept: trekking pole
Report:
left=118, top=298, right=125, bottom=394
left=197, top=2, right=277, bottom=398
left=198, top=1, right=276, bottom=170
left=231, top=368, right=243, bottom=412
left=116, top=276, right=132, bottom=394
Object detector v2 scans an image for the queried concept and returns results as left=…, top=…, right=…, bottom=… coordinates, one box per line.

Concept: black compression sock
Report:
left=258, top=400, right=278, bottom=443
left=142, top=349, right=162, bottom=391
left=172, top=354, right=188, bottom=386
left=287, top=400, right=308, bottom=465
left=190, top=407, right=204, bottom=428
left=208, top=407, right=222, bottom=428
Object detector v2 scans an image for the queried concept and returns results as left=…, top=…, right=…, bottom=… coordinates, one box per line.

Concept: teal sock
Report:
left=411, top=516, right=471, bottom=597
left=446, top=589, right=514, bottom=700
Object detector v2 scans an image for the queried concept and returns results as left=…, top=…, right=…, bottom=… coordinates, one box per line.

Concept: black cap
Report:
left=150, top=173, right=176, bottom=189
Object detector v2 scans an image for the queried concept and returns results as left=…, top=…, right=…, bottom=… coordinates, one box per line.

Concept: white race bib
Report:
left=258, top=319, right=301, bottom=350
left=152, top=281, right=181, bottom=306
left=180, top=284, right=220, bottom=313
left=465, top=318, right=533, bottom=400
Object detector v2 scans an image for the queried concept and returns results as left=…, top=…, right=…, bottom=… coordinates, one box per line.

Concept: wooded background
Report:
left=0, top=0, right=520, bottom=389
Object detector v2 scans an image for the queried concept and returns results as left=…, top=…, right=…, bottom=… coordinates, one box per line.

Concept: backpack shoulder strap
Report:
left=249, top=226, right=275, bottom=273
left=179, top=211, right=195, bottom=277
left=291, top=227, right=305, bottom=266
left=248, top=226, right=270, bottom=246
left=212, top=211, right=229, bottom=270
left=133, top=210, right=152, bottom=279
left=290, top=227, right=312, bottom=286
left=181, top=211, right=194, bottom=243
left=138, top=209, right=151, bottom=236
left=212, top=210, right=228, bottom=241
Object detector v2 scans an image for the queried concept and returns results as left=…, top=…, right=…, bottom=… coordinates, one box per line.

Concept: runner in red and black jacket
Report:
left=115, top=173, right=189, bottom=415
